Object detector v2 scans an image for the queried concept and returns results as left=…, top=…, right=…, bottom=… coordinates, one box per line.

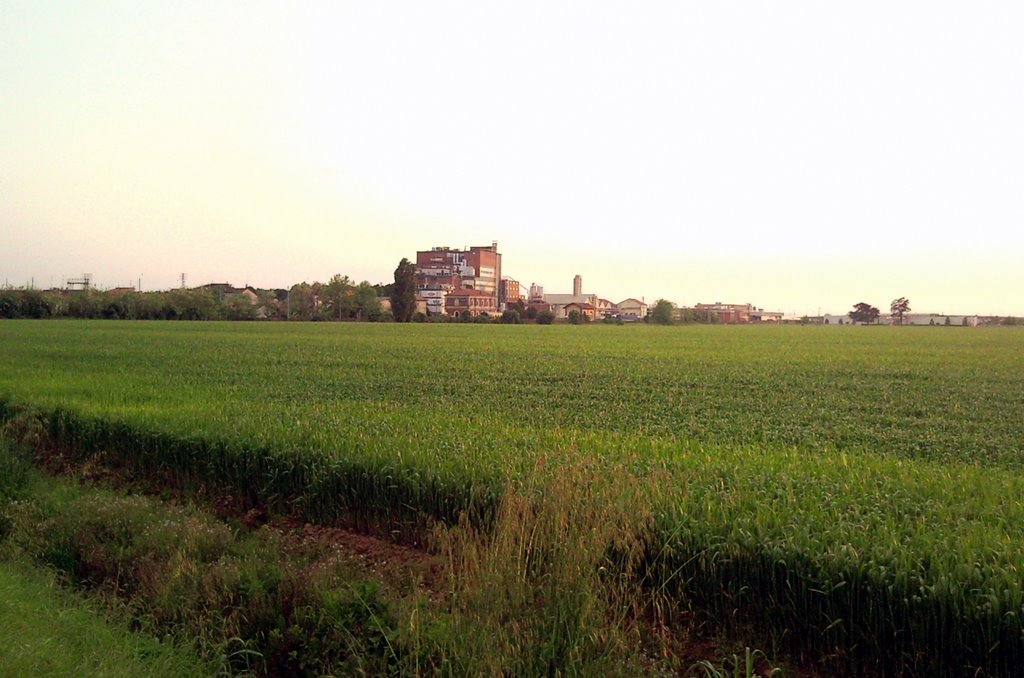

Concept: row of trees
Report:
left=0, top=274, right=393, bottom=322
left=285, top=275, right=387, bottom=321
left=0, top=288, right=267, bottom=321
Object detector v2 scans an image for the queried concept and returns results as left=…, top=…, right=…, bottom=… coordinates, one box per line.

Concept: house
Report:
left=563, top=302, right=597, bottom=321
left=545, top=293, right=598, bottom=318
left=617, top=298, right=648, bottom=319
left=595, top=298, right=617, bottom=318
left=199, top=283, right=258, bottom=305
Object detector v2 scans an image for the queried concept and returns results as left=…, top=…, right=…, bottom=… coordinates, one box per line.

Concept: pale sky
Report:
left=2, top=1, right=1022, bottom=315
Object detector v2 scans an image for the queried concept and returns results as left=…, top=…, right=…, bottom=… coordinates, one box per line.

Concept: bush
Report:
left=536, top=310, right=556, bottom=325
left=499, top=310, right=521, bottom=324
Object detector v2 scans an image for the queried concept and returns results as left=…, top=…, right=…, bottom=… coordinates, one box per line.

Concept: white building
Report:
left=617, top=298, right=648, bottom=320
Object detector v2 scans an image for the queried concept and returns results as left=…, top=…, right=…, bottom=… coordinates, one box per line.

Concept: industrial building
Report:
left=414, top=243, right=502, bottom=316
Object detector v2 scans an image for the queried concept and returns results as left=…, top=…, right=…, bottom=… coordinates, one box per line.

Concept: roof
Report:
left=565, top=302, right=596, bottom=310
left=445, top=287, right=493, bottom=297
left=618, top=298, right=646, bottom=306
left=544, top=294, right=594, bottom=305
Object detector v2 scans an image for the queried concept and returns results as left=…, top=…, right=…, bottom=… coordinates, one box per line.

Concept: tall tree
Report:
left=325, top=274, right=354, bottom=319
left=890, top=297, right=911, bottom=325
left=650, top=299, right=675, bottom=325
left=848, top=302, right=880, bottom=324
left=355, top=281, right=382, bottom=321
left=390, top=258, right=417, bottom=322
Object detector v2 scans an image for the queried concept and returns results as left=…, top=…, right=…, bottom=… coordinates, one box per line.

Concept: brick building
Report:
left=695, top=302, right=753, bottom=323
left=444, top=288, right=498, bottom=317
left=500, top=277, right=523, bottom=306
left=415, top=243, right=502, bottom=315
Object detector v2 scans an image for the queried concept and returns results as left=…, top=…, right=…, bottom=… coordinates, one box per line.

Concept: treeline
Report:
left=0, top=287, right=273, bottom=320
left=0, top=276, right=398, bottom=322
left=286, top=275, right=388, bottom=321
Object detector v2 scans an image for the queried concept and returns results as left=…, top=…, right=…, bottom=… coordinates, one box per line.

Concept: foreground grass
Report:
left=0, top=437, right=681, bottom=676
left=1, top=470, right=405, bottom=676
left=0, top=561, right=211, bottom=677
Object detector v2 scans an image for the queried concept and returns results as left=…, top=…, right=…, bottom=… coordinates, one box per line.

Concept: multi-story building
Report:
left=499, top=277, right=523, bottom=306
left=415, top=243, right=502, bottom=314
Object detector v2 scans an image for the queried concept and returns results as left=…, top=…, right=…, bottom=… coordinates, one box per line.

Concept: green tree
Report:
left=287, top=283, right=318, bottom=320
left=651, top=299, right=675, bottom=325
left=890, top=297, right=911, bottom=325
left=222, top=295, right=257, bottom=320
left=354, top=282, right=382, bottom=321
left=390, top=258, right=417, bottom=322
left=0, top=290, right=19, bottom=318
left=848, top=302, right=880, bottom=324
left=325, top=274, right=354, bottom=319
left=66, top=290, right=102, bottom=318
left=186, top=289, right=220, bottom=320
left=17, top=290, right=54, bottom=319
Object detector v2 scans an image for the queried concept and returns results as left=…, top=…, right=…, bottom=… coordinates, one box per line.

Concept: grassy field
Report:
left=2, top=320, right=1024, bottom=674
left=0, top=561, right=211, bottom=677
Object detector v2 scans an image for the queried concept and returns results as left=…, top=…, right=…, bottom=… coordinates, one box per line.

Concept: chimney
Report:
left=573, top=274, right=582, bottom=296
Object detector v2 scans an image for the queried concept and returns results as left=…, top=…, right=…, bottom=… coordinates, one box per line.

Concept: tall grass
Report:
left=424, top=454, right=658, bottom=676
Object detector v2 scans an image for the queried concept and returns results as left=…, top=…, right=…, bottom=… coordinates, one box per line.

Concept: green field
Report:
left=0, top=562, right=211, bottom=677
left=2, top=320, right=1024, bottom=674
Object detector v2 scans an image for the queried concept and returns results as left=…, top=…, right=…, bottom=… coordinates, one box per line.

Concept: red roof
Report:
left=446, top=288, right=493, bottom=297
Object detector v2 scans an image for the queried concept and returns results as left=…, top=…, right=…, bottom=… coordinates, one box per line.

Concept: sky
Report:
left=2, top=1, right=1022, bottom=316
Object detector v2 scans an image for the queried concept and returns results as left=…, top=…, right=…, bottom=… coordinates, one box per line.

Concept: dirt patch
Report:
left=275, top=518, right=445, bottom=596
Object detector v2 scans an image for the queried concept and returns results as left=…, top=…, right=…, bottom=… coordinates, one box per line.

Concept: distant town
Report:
left=1, top=241, right=1020, bottom=325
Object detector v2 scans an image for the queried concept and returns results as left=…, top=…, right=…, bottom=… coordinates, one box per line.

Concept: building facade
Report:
left=415, top=242, right=502, bottom=315
left=695, top=302, right=753, bottom=323
left=500, top=277, right=523, bottom=306
left=617, top=298, right=648, bottom=320
left=444, top=287, right=498, bottom=317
